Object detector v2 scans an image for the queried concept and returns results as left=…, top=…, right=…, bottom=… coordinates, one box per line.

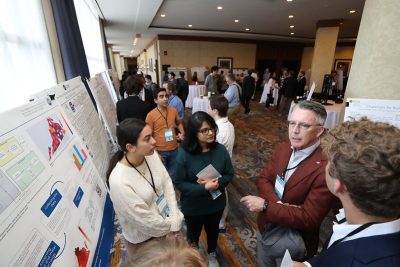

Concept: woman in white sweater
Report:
left=107, top=118, right=183, bottom=255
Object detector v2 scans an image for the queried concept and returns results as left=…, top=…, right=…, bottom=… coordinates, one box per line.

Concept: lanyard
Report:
left=157, top=108, right=169, bottom=128
left=125, top=154, right=158, bottom=197
left=324, top=222, right=377, bottom=250
left=282, top=147, right=318, bottom=180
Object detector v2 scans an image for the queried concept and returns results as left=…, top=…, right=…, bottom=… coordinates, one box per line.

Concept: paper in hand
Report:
left=280, top=249, right=294, bottom=267
left=196, top=164, right=222, bottom=200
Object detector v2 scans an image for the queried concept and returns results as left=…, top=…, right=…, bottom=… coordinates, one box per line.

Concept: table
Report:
left=288, top=100, right=343, bottom=129
left=185, top=85, right=207, bottom=108
left=192, top=97, right=210, bottom=114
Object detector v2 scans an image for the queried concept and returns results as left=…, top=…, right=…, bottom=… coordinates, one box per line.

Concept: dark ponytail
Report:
left=106, top=118, right=146, bottom=187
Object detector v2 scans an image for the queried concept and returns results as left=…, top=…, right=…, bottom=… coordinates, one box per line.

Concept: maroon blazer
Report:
left=256, top=143, right=336, bottom=259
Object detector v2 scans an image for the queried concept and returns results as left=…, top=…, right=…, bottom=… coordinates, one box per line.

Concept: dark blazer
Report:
left=282, top=76, right=298, bottom=98
left=242, top=75, right=255, bottom=97
left=256, top=143, right=336, bottom=259
left=116, top=95, right=151, bottom=123
left=297, top=77, right=306, bottom=96
left=308, top=232, right=400, bottom=267
left=144, top=88, right=156, bottom=109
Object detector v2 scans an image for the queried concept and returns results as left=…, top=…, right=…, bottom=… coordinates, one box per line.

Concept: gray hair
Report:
left=293, top=100, right=327, bottom=126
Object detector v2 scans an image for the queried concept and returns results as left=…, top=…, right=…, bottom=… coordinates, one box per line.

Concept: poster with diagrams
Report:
left=89, top=74, right=118, bottom=149
left=344, top=98, right=400, bottom=127
left=45, top=77, right=111, bottom=180
left=0, top=98, right=112, bottom=266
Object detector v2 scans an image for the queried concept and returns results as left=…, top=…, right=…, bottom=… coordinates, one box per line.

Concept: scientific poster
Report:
left=96, top=71, right=119, bottom=104
left=345, top=98, right=400, bottom=127
left=89, top=74, right=118, bottom=147
left=50, top=77, right=111, bottom=180
left=0, top=98, right=113, bottom=266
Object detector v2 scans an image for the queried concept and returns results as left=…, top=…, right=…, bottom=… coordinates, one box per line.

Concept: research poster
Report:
left=345, top=98, right=400, bottom=127
left=96, top=71, right=119, bottom=104
left=51, top=77, right=111, bottom=180
left=89, top=75, right=118, bottom=147
left=0, top=98, right=113, bottom=266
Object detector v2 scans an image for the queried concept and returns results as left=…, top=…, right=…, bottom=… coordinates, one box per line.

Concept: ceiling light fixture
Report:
left=287, top=0, right=293, bottom=2
left=290, top=32, right=295, bottom=35
left=217, top=6, right=223, bottom=10
left=234, top=19, right=239, bottom=23
left=349, top=10, right=356, bottom=14
left=245, top=28, right=250, bottom=31
left=160, top=14, right=166, bottom=17
left=188, top=24, right=193, bottom=27
left=288, top=15, right=294, bottom=18
left=290, top=25, right=294, bottom=28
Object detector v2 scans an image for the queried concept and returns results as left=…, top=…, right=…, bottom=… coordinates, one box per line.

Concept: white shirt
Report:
left=216, top=117, right=235, bottom=158
left=285, top=140, right=320, bottom=181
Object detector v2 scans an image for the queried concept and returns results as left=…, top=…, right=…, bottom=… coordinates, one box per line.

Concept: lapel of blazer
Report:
left=284, top=146, right=325, bottom=194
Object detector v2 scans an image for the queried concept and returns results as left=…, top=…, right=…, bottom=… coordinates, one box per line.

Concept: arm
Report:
left=256, top=147, right=282, bottom=203
left=174, top=110, right=185, bottom=140
left=224, top=87, right=234, bottom=103
left=145, top=113, right=154, bottom=131
left=172, top=150, right=210, bottom=197
left=216, top=145, right=234, bottom=188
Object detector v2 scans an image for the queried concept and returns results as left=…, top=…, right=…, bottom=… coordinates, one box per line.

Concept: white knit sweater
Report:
left=109, top=152, right=183, bottom=244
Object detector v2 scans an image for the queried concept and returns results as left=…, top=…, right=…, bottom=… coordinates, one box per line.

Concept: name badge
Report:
left=274, top=175, right=285, bottom=200
left=164, top=128, right=174, bottom=142
left=156, top=193, right=170, bottom=219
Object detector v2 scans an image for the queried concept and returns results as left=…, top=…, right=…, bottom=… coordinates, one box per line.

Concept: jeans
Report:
left=158, top=149, right=178, bottom=177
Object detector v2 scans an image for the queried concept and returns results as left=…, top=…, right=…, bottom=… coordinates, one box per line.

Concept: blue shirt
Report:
left=224, top=82, right=241, bottom=108
left=168, top=95, right=184, bottom=121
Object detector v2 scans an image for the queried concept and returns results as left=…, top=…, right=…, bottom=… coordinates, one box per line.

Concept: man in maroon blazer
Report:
left=241, top=100, right=336, bottom=267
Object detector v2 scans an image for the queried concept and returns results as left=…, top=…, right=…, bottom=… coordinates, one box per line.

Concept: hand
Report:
left=293, top=261, right=308, bottom=267
left=240, top=195, right=265, bottom=212
left=177, top=133, right=184, bottom=141
left=205, top=178, right=219, bottom=191
left=197, top=177, right=212, bottom=184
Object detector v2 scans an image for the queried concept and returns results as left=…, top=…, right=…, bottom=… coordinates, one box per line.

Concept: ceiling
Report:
left=97, top=0, right=365, bottom=57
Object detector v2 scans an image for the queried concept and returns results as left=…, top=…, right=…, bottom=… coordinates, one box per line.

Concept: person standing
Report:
left=107, top=118, right=183, bottom=257
left=241, top=101, right=336, bottom=267
left=166, top=82, right=184, bottom=123
left=242, top=69, right=256, bottom=114
left=208, top=95, right=235, bottom=232
left=176, top=71, right=189, bottom=107
left=295, top=118, right=400, bottom=267
left=173, top=112, right=234, bottom=267
left=146, top=88, right=184, bottom=177
left=144, top=75, right=159, bottom=97
left=205, top=66, right=219, bottom=94
left=276, top=69, right=288, bottom=110
left=223, top=73, right=242, bottom=126
left=278, top=70, right=298, bottom=117
left=297, top=70, right=307, bottom=97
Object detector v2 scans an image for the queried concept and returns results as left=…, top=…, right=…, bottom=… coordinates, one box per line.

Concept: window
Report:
left=0, top=0, right=57, bottom=112
left=73, top=0, right=106, bottom=77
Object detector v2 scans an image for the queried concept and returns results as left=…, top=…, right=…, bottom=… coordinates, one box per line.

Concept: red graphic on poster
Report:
left=47, top=117, right=66, bottom=160
left=74, top=246, right=90, bottom=267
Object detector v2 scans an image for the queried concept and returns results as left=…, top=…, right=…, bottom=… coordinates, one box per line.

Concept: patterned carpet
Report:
left=108, top=98, right=293, bottom=266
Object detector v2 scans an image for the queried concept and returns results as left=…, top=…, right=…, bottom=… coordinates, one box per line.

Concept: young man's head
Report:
left=154, top=88, right=168, bottom=109
left=211, top=66, right=219, bottom=75
left=123, top=75, right=144, bottom=95
left=168, top=72, right=175, bottom=80
left=165, top=82, right=177, bottom=96
left=179, top=71, right=185, bottom=78
left=145, top=75, right=152, bottom=84
left=288, top=101, right=326, bottom=151
left=322, top=118, right=400, bottom=220
left=208, top=95, right=228, bottom=119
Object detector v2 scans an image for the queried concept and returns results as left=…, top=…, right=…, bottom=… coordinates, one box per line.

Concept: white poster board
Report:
left=0, top=98, right=112, bottom=266
left=344, top=98, right=400, bottom=127
left=96, top=71, right=119, bottom=104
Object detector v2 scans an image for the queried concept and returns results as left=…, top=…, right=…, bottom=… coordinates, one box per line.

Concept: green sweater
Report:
left=173, top=143, right=234, bottom=216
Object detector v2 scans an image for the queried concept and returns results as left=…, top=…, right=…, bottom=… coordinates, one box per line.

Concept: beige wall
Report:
left=158, top=40, right=256, bottom=73
left=301, top=46, right=355, bottom=71
left=146, top=42, right=158, bottom=82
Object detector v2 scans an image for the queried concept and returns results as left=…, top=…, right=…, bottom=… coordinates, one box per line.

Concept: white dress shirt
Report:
left=215, top=117, right=235, bottom=158
left=285, top=140, right=320, bottom=182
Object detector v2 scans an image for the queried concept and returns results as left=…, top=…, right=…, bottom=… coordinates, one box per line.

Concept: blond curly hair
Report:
left=322, top=118, right=400, bottom=218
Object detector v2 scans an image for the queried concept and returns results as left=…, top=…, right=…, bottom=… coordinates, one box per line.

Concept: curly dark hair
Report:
left=322, top=118, right=400, bottom=218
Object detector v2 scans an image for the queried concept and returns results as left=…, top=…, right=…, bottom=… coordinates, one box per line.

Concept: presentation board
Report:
left=344, top=98, right=400, bottom=127
left=0, top=98, right=113, bottom=266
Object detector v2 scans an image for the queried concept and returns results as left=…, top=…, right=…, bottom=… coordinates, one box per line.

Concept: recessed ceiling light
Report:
left=290, top=32, right=295, bottom=35
left=349, top=10, right=356, bottom=13
left=160, top=14, right=166, bottom=17
left=217, top=6, right=223, bottom=10
left=188, top=24, right=193, bottom=27
left=290, top=25, right=294, bottom=28
left=287, top=0, right=293, bottom=2
left=234, top=19, right=239, bottom=23
left=245, top=28, right=250, bottom=31
left=288, top=15, right=294, bottom=18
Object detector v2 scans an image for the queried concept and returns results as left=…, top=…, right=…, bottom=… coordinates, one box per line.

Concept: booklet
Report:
left=196, top=164, right=222, bottom=200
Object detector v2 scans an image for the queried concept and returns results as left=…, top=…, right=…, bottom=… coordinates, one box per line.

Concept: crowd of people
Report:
left=107, top=68, right=399, bottom=267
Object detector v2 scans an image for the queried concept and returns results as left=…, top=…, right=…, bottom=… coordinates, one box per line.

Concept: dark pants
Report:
left=276, top=93, right=283, bottom=109
left=185, top=209, right=224, bottom=253
left=158, top=149, right=178, bottom=177
left=243, top=96, right=252, bottom=114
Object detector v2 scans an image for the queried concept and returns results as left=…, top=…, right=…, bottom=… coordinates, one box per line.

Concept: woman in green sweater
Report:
left=173, top=111, right=234, bottom=266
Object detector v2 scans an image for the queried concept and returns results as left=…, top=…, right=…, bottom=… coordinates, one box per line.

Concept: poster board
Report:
left=96, top=71, right=119, bottom=104
left=0, top=98, right=113, bottom=266
left=344, top=98, right=400, bottom=127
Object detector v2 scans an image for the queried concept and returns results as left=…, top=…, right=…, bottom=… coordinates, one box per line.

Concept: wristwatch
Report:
left=262, top=200, right=269, bottom=213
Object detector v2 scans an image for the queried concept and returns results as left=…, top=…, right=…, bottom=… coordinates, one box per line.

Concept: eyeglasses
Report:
left=288, top=121, right=321, bottom=131
left=198, top=127, right=215, bottom=135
